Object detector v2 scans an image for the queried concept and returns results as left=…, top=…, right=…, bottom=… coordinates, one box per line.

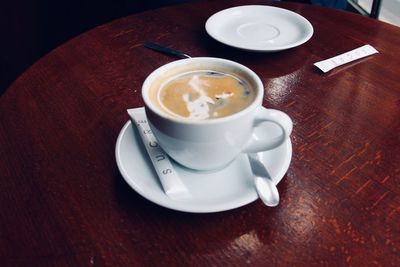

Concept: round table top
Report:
left=1, top=0, right=399, bottom=266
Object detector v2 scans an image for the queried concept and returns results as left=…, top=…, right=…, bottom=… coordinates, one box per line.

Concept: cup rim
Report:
left=141, top=57, right=264, bottom=125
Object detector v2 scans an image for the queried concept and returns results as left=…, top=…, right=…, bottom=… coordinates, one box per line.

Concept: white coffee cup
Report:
left=142, top=57, right=292, bottom=171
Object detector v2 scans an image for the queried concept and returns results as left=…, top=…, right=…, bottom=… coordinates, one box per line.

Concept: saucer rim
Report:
left=205, top=5, right=314, bottom=52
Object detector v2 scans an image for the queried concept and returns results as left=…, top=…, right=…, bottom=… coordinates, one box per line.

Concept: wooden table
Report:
left=1, top=0, right=399, bottom=266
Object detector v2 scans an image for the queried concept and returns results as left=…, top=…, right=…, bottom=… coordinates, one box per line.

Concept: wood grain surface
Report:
left=0, top=0, right=399, bottom=266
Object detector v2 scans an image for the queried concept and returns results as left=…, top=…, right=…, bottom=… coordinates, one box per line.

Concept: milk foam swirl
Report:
left=157, top=71, right=255, bottom=120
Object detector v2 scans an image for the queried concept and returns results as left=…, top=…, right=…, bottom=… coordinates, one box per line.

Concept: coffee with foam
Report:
left=142, top=57, right=292, bottom=171
left=150, top=70, right=256, bottom=120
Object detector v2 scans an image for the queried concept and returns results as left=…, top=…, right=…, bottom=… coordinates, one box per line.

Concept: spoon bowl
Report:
left=255, top=176, right=280, bottom=207
left=248, top=153, right=280, bottom=207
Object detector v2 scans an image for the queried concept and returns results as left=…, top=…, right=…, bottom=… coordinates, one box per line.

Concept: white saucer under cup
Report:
left=115, top=108, right=293, bottom=213
left=205, top=5, right=314, bottom=52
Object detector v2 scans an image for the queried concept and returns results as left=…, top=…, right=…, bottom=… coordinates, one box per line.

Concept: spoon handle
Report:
left=144, top=42, right=192, bottom=59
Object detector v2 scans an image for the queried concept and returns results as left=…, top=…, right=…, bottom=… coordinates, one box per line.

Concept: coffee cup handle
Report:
left=242, top=107, right=293, bottom=153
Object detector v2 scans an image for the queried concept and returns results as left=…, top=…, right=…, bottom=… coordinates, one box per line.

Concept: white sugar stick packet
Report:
left=127, top=108, right=191, bottom=200
left=314, top=44, right=379, bottom=73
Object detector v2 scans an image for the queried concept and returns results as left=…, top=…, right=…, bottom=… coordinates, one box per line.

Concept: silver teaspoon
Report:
left=248, top=153, right=280, bottom=207
left=144, top=42, right=192, bottom=59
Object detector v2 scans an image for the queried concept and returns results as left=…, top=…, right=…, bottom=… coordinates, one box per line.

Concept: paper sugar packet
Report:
left=314, top=44, right=378, bottom=73
left=127, top=108, right=191, bottom=200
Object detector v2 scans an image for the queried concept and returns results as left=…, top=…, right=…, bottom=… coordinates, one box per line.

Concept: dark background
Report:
left=0, top=0, right=208, bottom=95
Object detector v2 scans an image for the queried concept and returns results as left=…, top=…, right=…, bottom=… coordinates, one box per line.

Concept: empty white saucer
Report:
left=115, top=117, right=292, bottom=213
left=205, top=5, right=314, bottom=52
